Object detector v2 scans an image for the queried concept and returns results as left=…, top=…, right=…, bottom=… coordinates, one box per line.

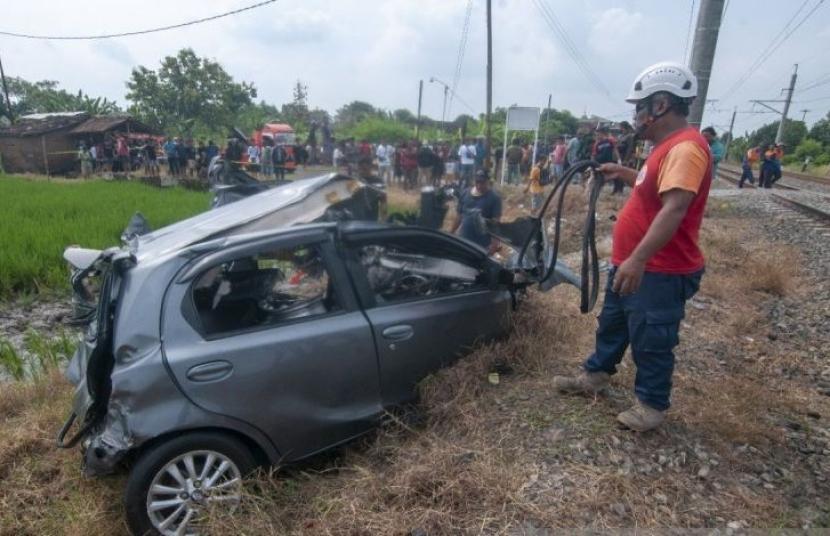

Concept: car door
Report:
left=341, top=227, right=512, bottom=407
left=160, top=228, right=383, bottom=461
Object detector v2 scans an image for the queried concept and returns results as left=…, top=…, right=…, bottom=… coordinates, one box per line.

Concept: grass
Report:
left=0, top=174, right=210, bottom=296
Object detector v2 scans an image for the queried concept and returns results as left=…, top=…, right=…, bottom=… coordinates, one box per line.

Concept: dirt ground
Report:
left=1, top=184, right=828, bottom=535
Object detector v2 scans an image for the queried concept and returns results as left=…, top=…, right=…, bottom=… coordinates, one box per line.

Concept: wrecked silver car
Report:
left=56, top=170, right=599, bottom=535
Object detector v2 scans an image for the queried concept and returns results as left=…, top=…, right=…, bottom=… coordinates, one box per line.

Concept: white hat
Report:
left=626, top=61, right=698, bottom=103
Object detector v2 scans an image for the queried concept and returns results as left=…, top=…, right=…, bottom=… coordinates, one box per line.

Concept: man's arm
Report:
left=597, top=162, right=639, bottom=186
left=612, top=188, right=695, bottom=295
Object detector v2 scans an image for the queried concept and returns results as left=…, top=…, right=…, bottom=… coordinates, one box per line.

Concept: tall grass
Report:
left=0, top=330, right=77, bottom=381
left=0, top=175, right=210, bottom=296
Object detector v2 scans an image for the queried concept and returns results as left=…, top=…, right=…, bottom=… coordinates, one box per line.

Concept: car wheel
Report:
left=124, top=432, right=256, bottom=536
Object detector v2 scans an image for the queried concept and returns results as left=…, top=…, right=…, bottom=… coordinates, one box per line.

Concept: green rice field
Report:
left=0, top=175, right=211, bottom=296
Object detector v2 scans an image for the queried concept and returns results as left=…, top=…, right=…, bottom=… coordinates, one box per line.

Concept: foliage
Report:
left=0, top=330, right=77, bottom=381
left=341, top=116, right=413, bottom=143
left=0, top=175, right=210, bottom=296
left=334, top=101, right=386, bottom=130
left=794, top=138, right=824, bottom=161
left=808, top=111, right=830, bottom=148
left=0, top=77, right=121, bottom=119
left=236, top=100, right=281, bottom=137
left=126, top=48, right=256, bottom=139
left=280, top=80, right=310, bottom=137
left=745, top=119, right=807, bottom=150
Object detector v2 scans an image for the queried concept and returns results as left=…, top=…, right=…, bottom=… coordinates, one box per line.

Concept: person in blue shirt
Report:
left=163, top=137, right=180, bottom=176
left=451, top=170, right=502, bottom=253
left=701, top=127, right=725, bottom=177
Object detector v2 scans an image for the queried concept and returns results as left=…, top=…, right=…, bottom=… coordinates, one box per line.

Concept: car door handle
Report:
left=186, top=361, right=234, bottom=383
left=382, top=325, right=414, bottom=341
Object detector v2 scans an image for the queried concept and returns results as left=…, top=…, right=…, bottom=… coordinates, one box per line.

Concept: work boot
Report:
left=617, top=400, right=666, bottom=432
left=552, top=371, right=610, bottom=395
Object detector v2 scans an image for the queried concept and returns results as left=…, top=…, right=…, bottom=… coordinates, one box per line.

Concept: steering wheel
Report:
left=387, top=274, right=431, bottom=298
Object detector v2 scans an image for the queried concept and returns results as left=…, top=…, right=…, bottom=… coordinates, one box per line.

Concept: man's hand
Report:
left=612, top=256, right=646, bottom=295
left=597, top=163, right=638, bottom=186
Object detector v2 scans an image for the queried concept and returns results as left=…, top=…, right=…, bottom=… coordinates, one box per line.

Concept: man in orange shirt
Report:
left=554, top=62, right=712, bottom=432
left=525, top=155, right=547, bottom=212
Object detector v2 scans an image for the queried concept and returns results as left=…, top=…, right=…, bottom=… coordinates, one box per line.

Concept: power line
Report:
left=531, top=0, right=614, bottom=103
left=683, top=0, right=696, bottom=65
left=0, top=0, right=277, bottom=40
left=718, top=0, right=822, bottom=102
left=798, top=74, right=830, bottom=93
left=448, top=0, right=474, bottom=118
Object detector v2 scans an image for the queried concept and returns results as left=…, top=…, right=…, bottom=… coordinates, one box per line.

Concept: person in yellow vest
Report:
left=525, top=155, right=547, bottom=213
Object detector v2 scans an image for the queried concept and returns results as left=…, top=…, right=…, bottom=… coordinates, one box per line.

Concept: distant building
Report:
left=0, top=113, right=157, bottom=175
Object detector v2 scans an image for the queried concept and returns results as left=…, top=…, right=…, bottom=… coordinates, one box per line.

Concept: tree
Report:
left=335, top=101, right=383, bottom=129
left=281, top=80, right=310, bottom=132
left=0, top=77, right=121, bottom=119
left=392, top=108, right=417, bottom=124
left=808, top=111, right=830, bottom=148
left=341, top=117, right=413, bottom=143
left=746, top=119, right=807, bottom=150
left=126, top=48, right=256, bottom=138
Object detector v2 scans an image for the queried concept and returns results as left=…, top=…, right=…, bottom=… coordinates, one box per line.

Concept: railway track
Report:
left=720, top=163, right=830, bottom=188
left=715, top=168, right=830, bottom=228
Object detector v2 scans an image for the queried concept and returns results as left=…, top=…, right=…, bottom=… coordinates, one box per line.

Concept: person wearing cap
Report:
left=451, top=170, right=502, bottom=253
left=553, top=61, right=712, bottom=432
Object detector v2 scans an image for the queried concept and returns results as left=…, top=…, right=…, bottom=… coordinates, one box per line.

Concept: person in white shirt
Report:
left=376, top=141, right=392, bottom=184
left=458, top=138, right=476, bottom=187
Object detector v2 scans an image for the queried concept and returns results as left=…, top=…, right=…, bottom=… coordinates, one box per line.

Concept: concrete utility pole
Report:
left=800, top=109, right=809, bottom=122
left=688, top=0, right=726, bottom=129
left=485, top=0, right=493, bottom=168
left=775, top=64, right=798, bottom=144
left=0, top=52, right=13, bottom=124
left=724, top=106, right=737, bottom=161
left=416, top=79, right=424, bottom=140
left=429, top=77, right=450, bottom=133
left=544, top=93, right=552, bottom=146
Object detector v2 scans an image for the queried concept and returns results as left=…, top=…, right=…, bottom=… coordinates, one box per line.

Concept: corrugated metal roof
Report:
left=0, top=112, right=90, bottom=137
left=70, top=115, right=158, bottom=135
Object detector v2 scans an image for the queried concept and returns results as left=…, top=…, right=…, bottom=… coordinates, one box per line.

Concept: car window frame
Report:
left=180, top=230, right=357, bottom=341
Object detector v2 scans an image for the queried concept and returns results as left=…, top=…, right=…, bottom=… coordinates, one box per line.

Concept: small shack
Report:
left=0, top=112, right=89, bottom=175
left=0, top=113, right=159, bottom=176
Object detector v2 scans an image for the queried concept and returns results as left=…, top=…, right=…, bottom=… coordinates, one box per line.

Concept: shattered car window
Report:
left=358, top=243, right=487, bottom=304
left=191, top=244, right=339, bottom=337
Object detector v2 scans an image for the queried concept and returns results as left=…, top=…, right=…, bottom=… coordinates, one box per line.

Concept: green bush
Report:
left=0, top=176, right=210, bottom=296
left=794, top=138, right=824, bottom=160
left=343, top=117, right=413, bottom=143
left=814, top=153, right=830, bottom=166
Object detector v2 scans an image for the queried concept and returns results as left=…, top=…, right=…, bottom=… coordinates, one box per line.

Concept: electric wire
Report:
left=683, top=0, right=696, bottom=65
left=0, top=0, right=277, bottom=40
left=530, top=0, right=614, bottom=103
left=719, top=0, right=824, bottom=103
left=448, top=0, right=474, bottom=119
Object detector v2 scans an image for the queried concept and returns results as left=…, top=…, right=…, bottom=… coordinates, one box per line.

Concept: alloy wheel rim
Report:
left=146, top=449, right=243, bottom=536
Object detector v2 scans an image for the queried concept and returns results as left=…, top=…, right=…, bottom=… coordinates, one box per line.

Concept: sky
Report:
left=1, top=0, right=829, bottom=137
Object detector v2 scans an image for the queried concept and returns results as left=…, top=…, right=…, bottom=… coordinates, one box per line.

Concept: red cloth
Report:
left=611, top=127, right=712, bottom=274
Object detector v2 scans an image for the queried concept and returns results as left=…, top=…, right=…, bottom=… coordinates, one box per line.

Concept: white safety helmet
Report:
left=625, top=61, right=698, bottom=103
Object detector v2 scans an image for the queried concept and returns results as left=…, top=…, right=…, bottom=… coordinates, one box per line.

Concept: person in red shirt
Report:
left=554, top=61, right=711, bottom=432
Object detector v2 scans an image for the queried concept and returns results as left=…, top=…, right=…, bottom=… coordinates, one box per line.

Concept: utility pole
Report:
left=724, top=106, right=737, bottom=161
left=415, top=79, right=424, bottom=140
left=775, top=64, right=798, bottom=144
left=0, top=52, right=13, bottom=124
left=428, top=77, right=450, bottom=134
left=688, top=0, right=726, bottom=128
left=799, top=109, right=809, bottom=122
left=544, top=93, right=552, bottom=147
left=485, top=0, right=493, bottom=169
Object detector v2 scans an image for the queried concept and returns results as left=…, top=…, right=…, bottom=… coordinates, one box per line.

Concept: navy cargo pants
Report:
left=584, top=267, right=703, bottom=411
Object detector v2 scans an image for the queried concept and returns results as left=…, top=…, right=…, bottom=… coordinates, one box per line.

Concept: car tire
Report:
left=124, top=432, right=256, bottom=536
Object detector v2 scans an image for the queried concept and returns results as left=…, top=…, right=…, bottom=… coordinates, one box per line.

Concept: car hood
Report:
left=133, top=173, right=384, bottom=261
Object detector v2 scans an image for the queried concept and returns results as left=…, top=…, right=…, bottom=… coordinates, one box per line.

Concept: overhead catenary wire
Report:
left=448, top=0, right=474, bottom=119
left=683, top=0, right=696, bottom=65
left=718, top=0, right=825, bottom=103
left=530, top=0, right=615, bottom=103
left=0, top=0, right=277, bottom=40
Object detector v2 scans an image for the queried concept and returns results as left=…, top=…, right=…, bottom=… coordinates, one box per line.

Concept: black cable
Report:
left=0, top=0, right=277, bottom=40
left=517, top=160, right=604, bottom=313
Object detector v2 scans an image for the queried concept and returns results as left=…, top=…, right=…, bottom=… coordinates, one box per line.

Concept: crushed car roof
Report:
left=134, top=174, right=382, bottom=261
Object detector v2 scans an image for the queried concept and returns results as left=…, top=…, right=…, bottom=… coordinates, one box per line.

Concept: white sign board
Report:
left=506, top=106, right=541, bottom=131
